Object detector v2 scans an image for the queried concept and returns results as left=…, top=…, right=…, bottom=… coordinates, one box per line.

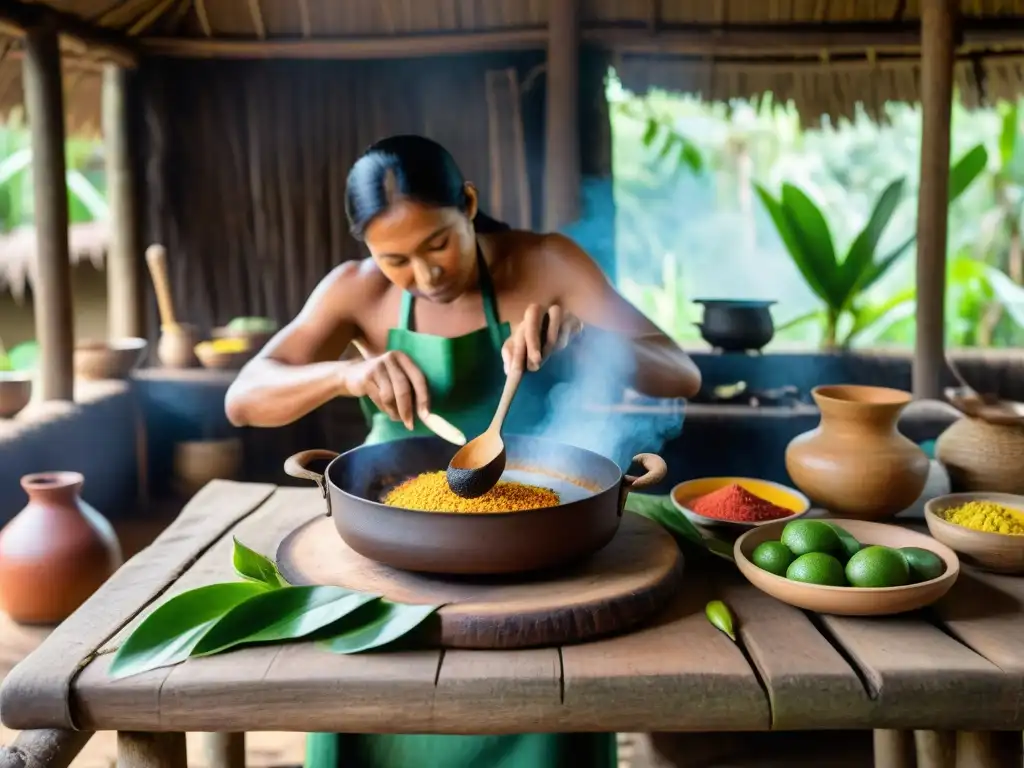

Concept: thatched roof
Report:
left=0, top=219, right=108, bottom=298
left=5, top=0, right=1024, bottom=132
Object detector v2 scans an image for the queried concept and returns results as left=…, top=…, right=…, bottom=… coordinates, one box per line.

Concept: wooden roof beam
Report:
left=0, top=0, right=138, bottom=67
left=137, top=19, right=1021, bottom=61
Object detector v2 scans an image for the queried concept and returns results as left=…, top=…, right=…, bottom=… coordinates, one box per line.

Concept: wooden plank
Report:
left=0, top=480, right=276, bottom=730
left=933, top=567, right=1024, bottom=674
left=431, top=649, right=563, bottom=733
left=716, top=572, right=872, bottom=729
left=818, top=612, right=1021, bottom=730
left=74, top=488, right=317, bottom=730
left=560, top=572, right=770, bottom=732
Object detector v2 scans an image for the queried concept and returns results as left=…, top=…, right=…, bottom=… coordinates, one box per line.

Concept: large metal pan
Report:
left=284, top=435, right=667, bottom=575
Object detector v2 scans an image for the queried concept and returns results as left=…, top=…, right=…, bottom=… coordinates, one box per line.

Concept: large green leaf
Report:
left=780, top=184, right=844, bottom=309
left=948, top=144, right=989, bottom=202
left=233, top=537, right=287, bottom=588
left=192, top=586, right=378, bottom=657
left=754, top=184, right=834, bottom=304
left=857, top=144, right=989, bottom=295
left=843, top=178, right=906, bottom=300
left=8, top=341, right=39, bottom=372
left=109, top=582, right=270, bottom=680
left=999, top=102, right=1019, bottom=170
left=774, top=309, right=822, bottom=333
left=842, top=287, right=916, bottom=347
left=319, top=600, right=440, bottom=654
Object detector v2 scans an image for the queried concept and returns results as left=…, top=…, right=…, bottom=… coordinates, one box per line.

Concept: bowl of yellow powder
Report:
left=925, top=492, right=1024, bottom=574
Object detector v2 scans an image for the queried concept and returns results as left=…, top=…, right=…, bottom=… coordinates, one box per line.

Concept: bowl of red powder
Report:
left=671, top=477, right=811, bottom=531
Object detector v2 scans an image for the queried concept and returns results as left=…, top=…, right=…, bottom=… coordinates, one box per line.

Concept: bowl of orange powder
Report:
left=671, top=477, right=811, bottom=532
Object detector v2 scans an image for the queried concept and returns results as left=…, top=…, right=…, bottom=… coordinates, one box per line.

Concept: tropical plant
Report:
left=754, top=144, right=989, bottom=349
left=0, top=338, right=39, bottom=373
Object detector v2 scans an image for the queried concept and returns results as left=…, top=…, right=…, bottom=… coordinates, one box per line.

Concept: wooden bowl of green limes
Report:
left=734, top=518, right=960, bottom=616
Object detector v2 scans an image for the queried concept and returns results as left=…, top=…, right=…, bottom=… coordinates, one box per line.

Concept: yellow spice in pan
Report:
left=383, top=471, right=559, bottom=513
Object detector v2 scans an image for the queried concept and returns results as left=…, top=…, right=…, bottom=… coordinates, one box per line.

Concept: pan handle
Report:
left=619, top=453, right=668, bottom=514
left=283, top=450, right=339, bottom=516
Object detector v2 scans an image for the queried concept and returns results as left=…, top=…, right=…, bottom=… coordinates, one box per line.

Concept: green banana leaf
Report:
left=857, top=143, right=989, bottom=294
left=192, top=586, right=378, bottom=657
left=319, top=600, right=441, bottom=654
left=754, top=185, right=834, bottom=305
left=843, top=178, right=906, bottom=299
left=109, top=581, right=270, bottom=680
left=779, top=183, right=844, bottom=309
left=233, top=537, right=288, bottom=588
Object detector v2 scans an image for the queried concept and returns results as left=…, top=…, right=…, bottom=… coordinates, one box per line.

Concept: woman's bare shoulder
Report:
left=313, top=257, right=393, bottom=312
left=497, top=231, right=601, bottom=280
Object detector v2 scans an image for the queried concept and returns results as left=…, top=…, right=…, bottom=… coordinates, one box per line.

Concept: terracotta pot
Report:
left=785, top=385, right=930, bottom=520
left=936, top=417, right=1024, bottom=494
left=0, top=472, right=123, bottom=624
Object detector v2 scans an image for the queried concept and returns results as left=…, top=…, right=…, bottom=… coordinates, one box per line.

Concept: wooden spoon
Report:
left=446, top=314, right=549, bottom=499
left=145, top=244, right=178, bottom=331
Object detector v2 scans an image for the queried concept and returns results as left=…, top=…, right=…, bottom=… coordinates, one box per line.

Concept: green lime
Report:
left=751, top=541, right=795, bottom=576
left=786, top=552, right=847, bottom=586
left=824, top=523, right=862, bottom=562
left=845, top=546, right=911, bottom=588
left=780, top=520, right=843, bottom=557
left=899, top=547, right=946, bottom=583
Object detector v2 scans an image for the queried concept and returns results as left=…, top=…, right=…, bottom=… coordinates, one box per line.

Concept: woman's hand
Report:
left=341, top=350, right=430, bottom=430
left=502, top=304, right=584, bottom=375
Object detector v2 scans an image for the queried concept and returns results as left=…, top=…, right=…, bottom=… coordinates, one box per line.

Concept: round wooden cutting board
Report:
left=276, top=511, right=684, bottom=649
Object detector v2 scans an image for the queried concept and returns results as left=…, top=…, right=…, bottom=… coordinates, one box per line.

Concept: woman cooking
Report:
left=225, top=134, right=701, bottom=768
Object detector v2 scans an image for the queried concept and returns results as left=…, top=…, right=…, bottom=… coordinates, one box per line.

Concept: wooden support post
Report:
left=874, top=730, right=915, bottom=768
left=912, top=0, right=956, bottom=400
left=22, top=25, right=74, bottom=402
left=542, top=0, right=580, bottom=232
left=117, top=733, right=186, bottom=768
left=915, top=730, right=956, bottom=768
left=103, top=63, right=144, bottom=339
left=200, top=733, right=245, bottom=768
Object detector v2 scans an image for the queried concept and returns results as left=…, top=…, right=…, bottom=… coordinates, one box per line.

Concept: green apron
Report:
left=306, top=250, right=616, bottom=768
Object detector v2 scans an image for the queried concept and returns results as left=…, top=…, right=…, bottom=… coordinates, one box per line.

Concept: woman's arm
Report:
left=225, top=263, right=366, bottom=428
left=546, top=235, right=702, bottom=399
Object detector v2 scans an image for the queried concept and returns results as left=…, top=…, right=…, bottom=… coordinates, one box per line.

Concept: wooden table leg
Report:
left=955, top=731, right=1023, bottom=768
left=0, top=729, right=93, bottom=768
left=874, top=729, right=914, bottom=768
left=117, top=733, right=186, bottom=768
left=915, top=731, right=956, bottom=768
left=201, top=733, right=245, bottom=768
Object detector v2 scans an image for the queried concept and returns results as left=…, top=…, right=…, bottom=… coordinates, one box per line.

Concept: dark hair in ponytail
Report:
left=345, top=134, right=510, bottom=240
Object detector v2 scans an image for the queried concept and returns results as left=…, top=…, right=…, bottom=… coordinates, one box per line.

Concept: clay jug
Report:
left=0, top=472, right=123, bottom=624
left=785, top=385, right=930, bottom=520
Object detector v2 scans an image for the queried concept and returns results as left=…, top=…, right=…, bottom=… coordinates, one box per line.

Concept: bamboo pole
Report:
left=543, top=0, right=581, bottom=232
left=103, top=63, right=145, bottom=340
left=913, top=0, right=956, bottom=400
left=22, top=24, right=74, bottom=402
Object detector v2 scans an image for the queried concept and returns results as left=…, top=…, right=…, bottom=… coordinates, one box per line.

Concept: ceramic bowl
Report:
left=671, top=476, right=811, bottom=532
left=735, top=519, right=960, bottom=616
left=924, top=492, right=1024, bottom=574
left=0, top=373, right=32, bottom=418
left=74, top=337, right=148, bottom=380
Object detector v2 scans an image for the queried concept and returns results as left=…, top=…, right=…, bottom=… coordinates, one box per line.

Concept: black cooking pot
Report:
left=284, top=435, right=666, bottom=575
left=694, top=299, right=776, bottom=352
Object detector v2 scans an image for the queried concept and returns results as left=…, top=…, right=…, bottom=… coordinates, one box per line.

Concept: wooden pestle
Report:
left=145, top=244, right=179, bottom=331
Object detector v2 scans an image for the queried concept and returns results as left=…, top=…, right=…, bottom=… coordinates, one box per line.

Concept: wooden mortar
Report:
left=145, top=244, right=198, bottom=369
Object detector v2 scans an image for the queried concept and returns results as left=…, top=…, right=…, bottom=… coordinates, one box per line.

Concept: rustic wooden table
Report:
left=2, top=480, right=1023, bottom=768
